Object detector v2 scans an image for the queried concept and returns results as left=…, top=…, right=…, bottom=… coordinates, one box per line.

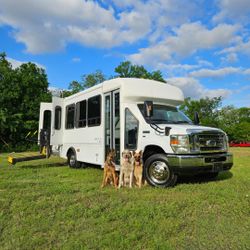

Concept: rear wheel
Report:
left=144, top=154, right=177, bottom=187
left=68, top=151, right=81, bottom=168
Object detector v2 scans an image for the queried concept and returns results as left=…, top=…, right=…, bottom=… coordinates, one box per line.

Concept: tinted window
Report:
left=88, top=95, right=101, bottom=126
left=43, top=110, right=51, bottom=130
left=54, top=106, right=61, bottom=130
left=66, top=104, right=75, bottom=129
left=76, top=100, right=87, bottom=128
left=125, top=108, right=138, bottom=149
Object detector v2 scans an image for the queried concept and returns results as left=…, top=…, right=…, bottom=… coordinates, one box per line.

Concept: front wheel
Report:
left=68, top=151, right=81, bottom=168
left=144, top=154, right=177, bottom=188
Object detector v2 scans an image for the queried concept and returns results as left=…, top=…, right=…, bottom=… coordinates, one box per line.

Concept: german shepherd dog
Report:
left=101, top=149, right=118, bottom=188
left=133, top=150, right=144, bottom=188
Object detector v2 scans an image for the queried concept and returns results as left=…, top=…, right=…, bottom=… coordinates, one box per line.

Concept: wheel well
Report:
left=143, top=145, right=165, bottom=163
left=66, top=147, right=76, bottom=159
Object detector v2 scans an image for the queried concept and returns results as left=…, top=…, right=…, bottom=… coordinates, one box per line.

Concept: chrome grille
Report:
left=191, top=132, right=226, bottom=153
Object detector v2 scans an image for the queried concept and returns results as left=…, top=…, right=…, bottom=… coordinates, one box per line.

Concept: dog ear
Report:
left=139, top=150, right=143, bottom=155
left=132, top=150, right=136, bottom=156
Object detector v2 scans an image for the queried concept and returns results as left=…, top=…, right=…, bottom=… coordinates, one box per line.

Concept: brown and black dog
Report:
left=101, top=149, right=118, bottom=188
left=133, top=150, right=144, bottom=188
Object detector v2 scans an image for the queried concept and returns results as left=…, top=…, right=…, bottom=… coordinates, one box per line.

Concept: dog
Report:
left=101, top=149, right=118, bottom=188
left=133, top=150, right=144, bottom=188
left=119, top=149, right=134, bottom=188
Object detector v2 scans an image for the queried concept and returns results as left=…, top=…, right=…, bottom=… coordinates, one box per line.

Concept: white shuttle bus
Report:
left=39, top=78, right=233, bottom=187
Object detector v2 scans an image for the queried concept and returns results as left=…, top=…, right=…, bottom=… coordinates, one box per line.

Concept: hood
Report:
left=156, top=124, right=225, bottom=135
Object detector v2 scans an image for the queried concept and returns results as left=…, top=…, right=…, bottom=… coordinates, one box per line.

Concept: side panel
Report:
left=61, top=89, right=104, bottom=165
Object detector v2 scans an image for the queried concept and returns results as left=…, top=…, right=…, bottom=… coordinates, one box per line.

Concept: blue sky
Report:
left=0, top=0, right=250, bottom=107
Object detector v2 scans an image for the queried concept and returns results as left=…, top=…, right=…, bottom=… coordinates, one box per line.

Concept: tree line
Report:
left=0, top=52, right=249, bottom=152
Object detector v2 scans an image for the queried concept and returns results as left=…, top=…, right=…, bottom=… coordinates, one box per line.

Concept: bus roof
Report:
left=65, top=78, right=184, bottom=106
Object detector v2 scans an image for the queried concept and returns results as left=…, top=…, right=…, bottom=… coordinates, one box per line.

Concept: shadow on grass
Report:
left=177, top=171, right=233, bottom=185
left=20, top=161, right=68, bottom=169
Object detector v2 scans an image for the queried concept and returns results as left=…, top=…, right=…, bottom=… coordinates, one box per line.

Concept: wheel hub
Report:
left=149, top=161, right=170, bottom=184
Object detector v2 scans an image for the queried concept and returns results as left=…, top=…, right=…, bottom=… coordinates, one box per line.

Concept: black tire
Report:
left=144, top=154, right=177, bottom=188
left=68, top=151, right=81, bottom=168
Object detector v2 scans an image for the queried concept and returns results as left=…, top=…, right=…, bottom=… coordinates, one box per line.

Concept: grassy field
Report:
left=0, top=148, right=249, bottom=250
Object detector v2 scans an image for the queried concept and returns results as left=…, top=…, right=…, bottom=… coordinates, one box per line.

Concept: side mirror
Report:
left=144, top=101, right=153, bottom=117
left=194, top=111, right=200, bottom=125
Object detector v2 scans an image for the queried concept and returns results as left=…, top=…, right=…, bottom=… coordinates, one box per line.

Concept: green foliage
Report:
left=68, top=61, right=166, bottom=95
left=218, top=106, right=250, bottom=142
left=0, top=52, right=51, bottom=151
left=180, top=97, right=250, bottom=141
left=115, top=61, right=166, bottom=82
left=68, top=70, right=106, bottom=94
left=179, top=96, right=222, bottom=127
left=0, top=148, right=249, bottom=249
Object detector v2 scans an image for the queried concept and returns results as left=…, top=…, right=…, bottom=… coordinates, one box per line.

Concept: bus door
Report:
left=104, top=90, right=120, bottom=165
left=38, top=102, right=52, bottom=145
left=51, top=96, right=64, bottom=147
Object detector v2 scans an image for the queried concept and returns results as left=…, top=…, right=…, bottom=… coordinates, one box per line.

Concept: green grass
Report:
left=0, top=148, right=250, bottom=249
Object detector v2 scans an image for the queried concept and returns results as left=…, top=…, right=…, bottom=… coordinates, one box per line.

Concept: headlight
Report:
left=170, top=135, right=191, bottom=153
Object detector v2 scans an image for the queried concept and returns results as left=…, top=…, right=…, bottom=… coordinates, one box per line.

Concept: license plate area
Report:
left=213, top=162, right=223, bottom=172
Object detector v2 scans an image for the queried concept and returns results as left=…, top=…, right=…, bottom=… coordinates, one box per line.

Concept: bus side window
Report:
left=76, top=100, right=87, bottom=128
left=65, top=104, right=75, bottom=129
left=88, top=95, right=101, bottom=126
left=54, top=106, right=61, bottom=130
left=125, top=108, right=138, bottom=149
left=43, top=110, right=51, bottom=130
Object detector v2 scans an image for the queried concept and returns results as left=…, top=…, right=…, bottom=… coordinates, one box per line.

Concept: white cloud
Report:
left=129, top=22, right=239, bottom=66
left=0, top=0, right=204, bottom=54
left=189, top=67, right=242, bottom=78
left=244, top=69, right=250, bottom=75
left=71, top=57, right=81, bottom=63
left=7, top=57, right=45, bottom=69
left=167, top=77, right=232, bottom=99
left=220, top=53, right=238, bottom=63
left=157, top=59, right=215, bottom=77
left=0, top=0, right=152, bottom=53
left=0, top=0, right=198, bottom=54
left=218, top=39, right=250, bottom=56
left=214, top=0, right=250, bottom=23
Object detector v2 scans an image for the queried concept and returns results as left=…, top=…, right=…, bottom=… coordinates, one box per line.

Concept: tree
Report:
left=218, top=106, right=250, bottom=142
left=179, top=97, right=222, bottom=127
left=68, top=61, right=166, bottom=95
left=68, top=70, right=106, bottom=94
left=115, top=61, right=166, bottom=83
left=0, top=52, right=51, bottom=151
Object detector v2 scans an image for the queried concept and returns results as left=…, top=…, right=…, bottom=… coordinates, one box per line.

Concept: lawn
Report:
left=0, top=148, right=249, bottom=249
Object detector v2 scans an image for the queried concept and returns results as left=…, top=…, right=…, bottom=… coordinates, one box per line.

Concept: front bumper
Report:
left=167, top=152, right=233, bottom=175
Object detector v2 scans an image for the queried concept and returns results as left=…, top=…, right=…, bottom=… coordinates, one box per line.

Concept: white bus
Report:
left=39, top=78, right=233, bottom=187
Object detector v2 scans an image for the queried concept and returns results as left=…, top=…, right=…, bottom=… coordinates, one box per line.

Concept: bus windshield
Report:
left=138, top=104, right=193, bottom=125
